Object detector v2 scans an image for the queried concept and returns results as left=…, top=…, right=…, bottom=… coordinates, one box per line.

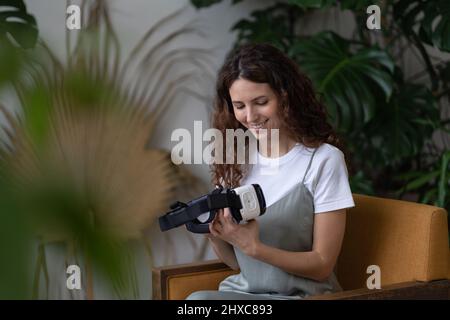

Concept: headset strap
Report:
left=159, top=191, right=242, bottom=231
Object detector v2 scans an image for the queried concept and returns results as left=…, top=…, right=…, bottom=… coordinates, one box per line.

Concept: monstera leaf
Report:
left=190, top=0, right=223, bottom=8
left=365, top=83, right=439, bottom=165
left=287, top=0, right=335, bottom=9
left=232, top=3, right=305, bottom=50
left=290, top=31, right=395, bottom=130
left=394, top=0, right=450, bottom=52
left=0, top=0, right=38, bottom=48
left=338, top=0, right=379, bottom=10
left=190, top=0, right=249, bottom=8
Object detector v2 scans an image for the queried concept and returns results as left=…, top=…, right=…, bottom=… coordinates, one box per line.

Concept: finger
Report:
left=223, top=208, right=234, bottom=223
left=217, top=209, right=229, bottom=224
left=245, top=219, right=257, bottom=228
left=215, top=214, right=224, bottom=228
left=215, top=208, right=224, bottom=217
left=216, top=219, right=224, bottom=231
left=212, top=211, right=223, bottom=227
left=209, top=222, right=220, bottom=236
left=204, top=232, right=214, bottom=239
left=212, top=209, right=222, bottom=224
left=221, top=209, right=237, bottom=230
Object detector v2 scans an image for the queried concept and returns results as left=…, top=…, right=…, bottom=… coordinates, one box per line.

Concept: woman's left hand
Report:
left=210, top=207, right=260, bottom=257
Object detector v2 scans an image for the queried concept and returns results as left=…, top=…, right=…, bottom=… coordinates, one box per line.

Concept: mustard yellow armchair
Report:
left=152, top=194, right=450, bottom=300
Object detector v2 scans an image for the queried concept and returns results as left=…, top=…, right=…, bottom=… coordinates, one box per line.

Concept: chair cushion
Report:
left=337, top=194, right=449, bottom=290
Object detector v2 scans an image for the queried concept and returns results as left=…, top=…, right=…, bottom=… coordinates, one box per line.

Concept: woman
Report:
left=187, top=43, right=355, bottom=300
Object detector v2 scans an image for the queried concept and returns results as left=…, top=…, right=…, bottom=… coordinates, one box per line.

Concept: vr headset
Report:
left=158, top=184, right=266, bottom=234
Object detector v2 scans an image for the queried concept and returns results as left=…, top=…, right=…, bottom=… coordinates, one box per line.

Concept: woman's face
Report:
left=229, top=78, right=284, bottom=140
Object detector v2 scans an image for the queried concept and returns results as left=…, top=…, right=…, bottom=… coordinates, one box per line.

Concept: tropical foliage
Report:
left=191, top=0, right=450, bottom=213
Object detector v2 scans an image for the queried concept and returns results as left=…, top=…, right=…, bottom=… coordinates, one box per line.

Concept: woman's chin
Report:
left=249, top=128, right=268, bottom=139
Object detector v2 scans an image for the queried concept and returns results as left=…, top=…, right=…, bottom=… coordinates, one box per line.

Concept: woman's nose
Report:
left=246, top=106, right=258, bottom=123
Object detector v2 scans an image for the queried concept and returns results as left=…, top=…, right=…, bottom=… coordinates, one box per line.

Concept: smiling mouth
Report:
left=249, top=119, right=268, bottom=129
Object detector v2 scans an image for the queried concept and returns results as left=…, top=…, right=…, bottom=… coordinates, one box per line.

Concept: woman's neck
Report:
left=258, top=136, right=297, bottom=158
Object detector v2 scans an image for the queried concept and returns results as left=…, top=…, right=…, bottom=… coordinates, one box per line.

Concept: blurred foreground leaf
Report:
left=0, top=0, right=38, bottom=48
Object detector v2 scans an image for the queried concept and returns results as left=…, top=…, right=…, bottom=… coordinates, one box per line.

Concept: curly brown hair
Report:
left=211, top=43, right=346, bottom=188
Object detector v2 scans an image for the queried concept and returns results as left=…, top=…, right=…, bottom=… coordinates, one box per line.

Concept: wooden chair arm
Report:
left=152, top=259, right=238, bottom=300
left=153, top=260, right=450, bottom=300
left=307, top=280, right=450, bottom=300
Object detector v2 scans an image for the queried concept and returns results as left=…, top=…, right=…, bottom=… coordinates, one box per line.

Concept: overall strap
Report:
left=301, top=147, right=318, bottom=184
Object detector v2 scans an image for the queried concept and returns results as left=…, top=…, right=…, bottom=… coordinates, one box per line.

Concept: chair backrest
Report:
left=336, top=194, right=449, bottom=290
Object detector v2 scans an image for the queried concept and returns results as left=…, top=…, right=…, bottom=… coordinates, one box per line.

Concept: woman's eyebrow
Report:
left=232, top=95, right=267, bottom=103
left=252, top=95, right=267, bottom=101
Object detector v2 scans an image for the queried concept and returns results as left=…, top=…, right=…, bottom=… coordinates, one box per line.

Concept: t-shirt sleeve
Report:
left=311, top=148, right=355, bottom=213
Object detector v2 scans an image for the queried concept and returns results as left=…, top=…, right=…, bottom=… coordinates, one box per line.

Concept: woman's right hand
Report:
left=205, top=209, right=240, bottom=270
left=206, top=207, right=260, bottom=257
left=205, top=209, right=224, bottom=240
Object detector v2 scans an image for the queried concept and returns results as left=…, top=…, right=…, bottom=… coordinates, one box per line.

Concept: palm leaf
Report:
left=437, top=151, right=450, bottom=207
left=0, top=0, right=215, bottom=298
left=349, top=170, right=375, bottom=195
left=394, top=151, right=450, bottom=210
left=1, top=0, right=212, bottom=249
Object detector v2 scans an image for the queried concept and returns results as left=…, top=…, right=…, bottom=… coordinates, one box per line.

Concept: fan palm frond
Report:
left=1, top=0, right=213, bottom=242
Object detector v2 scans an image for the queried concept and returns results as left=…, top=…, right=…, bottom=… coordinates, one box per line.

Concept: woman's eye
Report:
left=256, top=101, right=267, bottom=105
left=235, top=105, right=245, bottom=110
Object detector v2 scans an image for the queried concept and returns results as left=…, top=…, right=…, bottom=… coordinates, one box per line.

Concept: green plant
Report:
left=0, top=0, right=37, bottom=86
left=0, top=0, right=37, bottom=300
left=0, top=0, right=211, bottom=299
left=0, top=0, right=38, bottom=48
left=190, top=0, right=450, bottom=213
left=394, top=150, right=450, bottom=209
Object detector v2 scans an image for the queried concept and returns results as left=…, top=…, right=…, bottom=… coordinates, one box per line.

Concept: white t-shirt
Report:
left=242, top=143, right=355, bottom=213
